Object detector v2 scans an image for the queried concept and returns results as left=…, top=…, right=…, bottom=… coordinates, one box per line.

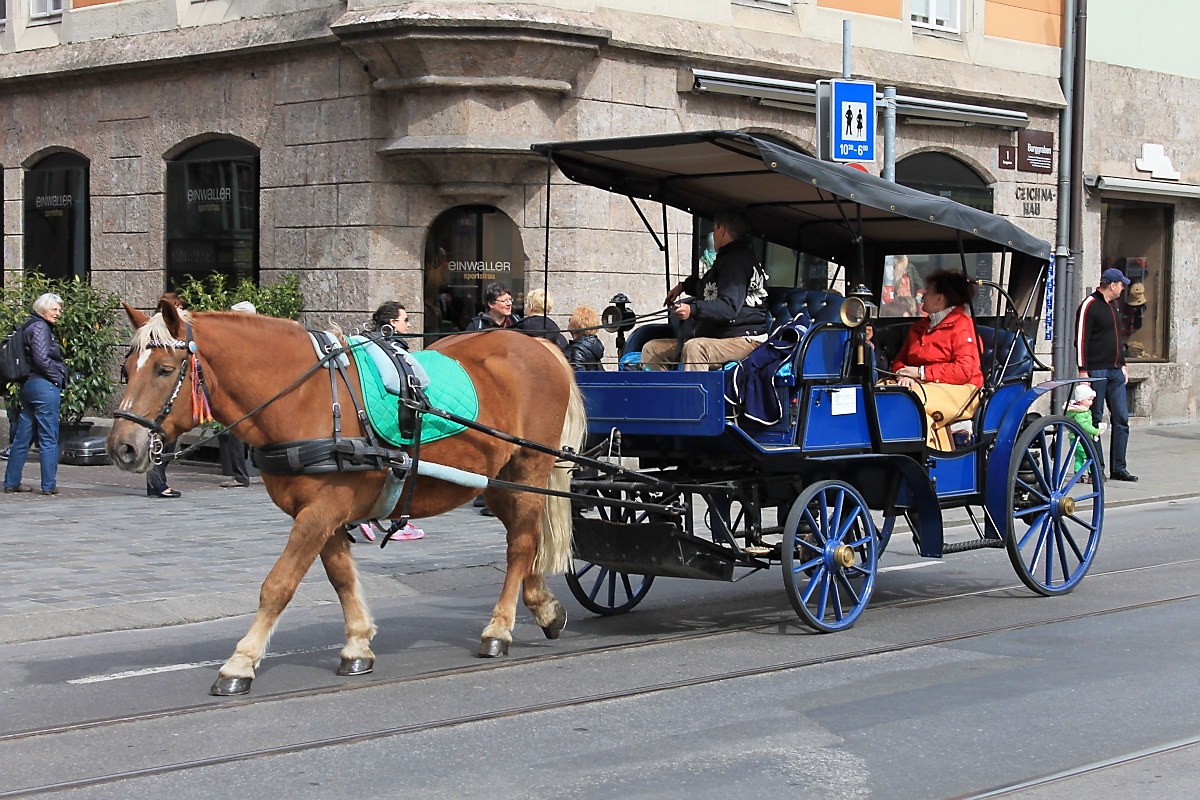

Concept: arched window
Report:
left=896, top=152, right=993, bottom=212
left=165, top=139, right=259, bottom=289
left=24, top=152, right=90, bottom=280
left=880, top=153, right=997, bottom=318
left=423, top=206, right=526, bottom=336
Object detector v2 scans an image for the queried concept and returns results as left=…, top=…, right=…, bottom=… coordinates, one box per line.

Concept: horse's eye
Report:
left=158, top=365, right=175, bottom=376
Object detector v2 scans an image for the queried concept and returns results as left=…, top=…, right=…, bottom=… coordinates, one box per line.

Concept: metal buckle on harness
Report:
left=149, top=433, right=166, bottom=466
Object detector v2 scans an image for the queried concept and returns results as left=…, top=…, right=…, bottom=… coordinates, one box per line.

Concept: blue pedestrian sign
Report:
left=829, top=80, right=877, bottom=164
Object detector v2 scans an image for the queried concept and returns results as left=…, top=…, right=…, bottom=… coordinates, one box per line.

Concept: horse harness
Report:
left=115, top=324, right=433, bottom=541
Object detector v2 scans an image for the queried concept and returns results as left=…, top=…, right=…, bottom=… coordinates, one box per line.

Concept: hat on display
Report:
left=1101, top=268, right=1131, bottom=286
left=230, top=301, right=257, bottom=314
left=1072, top=383, right=1096, bottom=404
left=1126, top=282, right=1147, bottom=306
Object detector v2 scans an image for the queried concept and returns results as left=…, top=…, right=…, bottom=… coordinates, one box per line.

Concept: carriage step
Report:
left=942, top=538, right=1005, bottom=554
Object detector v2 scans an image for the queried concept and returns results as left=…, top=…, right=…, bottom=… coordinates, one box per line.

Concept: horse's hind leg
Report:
left=523, top=573, right=567, bottom=639
left=478, top=487, right=543, bottom=657
left=211, top=505, right=338, bottom=696
left=319, top=530, right=377, bottom=676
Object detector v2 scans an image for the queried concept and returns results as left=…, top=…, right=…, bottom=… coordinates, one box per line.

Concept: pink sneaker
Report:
left=391, top=522, right=425, bottom=541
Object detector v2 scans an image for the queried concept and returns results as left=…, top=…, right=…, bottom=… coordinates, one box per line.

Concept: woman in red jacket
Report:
left=890, top=270, right=983, bottom=450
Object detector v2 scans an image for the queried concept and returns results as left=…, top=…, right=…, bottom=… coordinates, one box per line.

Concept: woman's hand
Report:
left=896, top=365, right=922, bottom=380
left=897, top=376, right=918, bottom=390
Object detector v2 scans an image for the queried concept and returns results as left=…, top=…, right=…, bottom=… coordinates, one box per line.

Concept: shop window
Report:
left=423, top=206, right=525, bottom=336
left=1101, top=200, right=1170, bottom=362
left=24, top=152, right=90, bottom=281
left=165, top=139, right=259, bottom=289
left=912, top=0, right=959, bottom=32
left=882, top=152, right=996, bottom=318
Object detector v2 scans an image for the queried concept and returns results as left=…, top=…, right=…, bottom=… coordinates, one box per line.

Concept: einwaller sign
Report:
left=1017, top=130, right=1054, bottom=174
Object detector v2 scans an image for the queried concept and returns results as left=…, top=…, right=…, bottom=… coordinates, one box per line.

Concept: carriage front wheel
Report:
left=783, top=480, right=879, bottom=632
left=1005, top=414, right=1104, bottom=596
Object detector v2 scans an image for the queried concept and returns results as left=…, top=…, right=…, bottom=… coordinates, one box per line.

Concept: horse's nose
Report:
left=107, top=437, right=141, bottom=471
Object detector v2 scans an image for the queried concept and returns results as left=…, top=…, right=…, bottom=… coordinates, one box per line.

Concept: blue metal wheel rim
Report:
left=566, top=560, right=654, bottom=616
left=1006, top=415, right=1104, bottom=596
left=783, top=480, right=878, bottom=632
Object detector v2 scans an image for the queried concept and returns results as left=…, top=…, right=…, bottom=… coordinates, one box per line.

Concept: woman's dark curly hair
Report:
left=371, top=301, right=406, bottom=331
left=925, top=270, right=975, bottom=308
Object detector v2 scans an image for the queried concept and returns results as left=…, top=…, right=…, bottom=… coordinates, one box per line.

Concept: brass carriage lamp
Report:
left=841, top=284, right=877, bottom=368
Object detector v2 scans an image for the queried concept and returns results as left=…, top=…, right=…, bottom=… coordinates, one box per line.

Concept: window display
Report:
left=24, top=153, right=89, bottom=281
left=1100, top=200, right=1170, bottom=361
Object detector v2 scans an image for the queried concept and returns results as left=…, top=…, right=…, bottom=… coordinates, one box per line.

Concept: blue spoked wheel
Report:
left=565, top=562, right=654, bottom=615
left=566, top=486, right=657, bottom=615
left=783, top=480, right=879, bottom=632
left=1006, top=415, right=1104, bottom=596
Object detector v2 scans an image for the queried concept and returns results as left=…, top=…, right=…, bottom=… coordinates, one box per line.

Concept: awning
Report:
left=1084, top=174, right=1200, bottom=200
left=532, top=130, right=1051, bottom=265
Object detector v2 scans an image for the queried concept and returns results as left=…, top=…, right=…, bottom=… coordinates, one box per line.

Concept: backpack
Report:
left=0, top=322, right=30, bottom=383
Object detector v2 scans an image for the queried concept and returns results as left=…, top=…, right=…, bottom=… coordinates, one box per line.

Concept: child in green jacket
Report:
left=1067, top=384, right=1105, bottom=480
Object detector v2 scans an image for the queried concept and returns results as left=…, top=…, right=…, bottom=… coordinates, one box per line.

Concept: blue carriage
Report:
left=532, top=131, right=1103, bottom=632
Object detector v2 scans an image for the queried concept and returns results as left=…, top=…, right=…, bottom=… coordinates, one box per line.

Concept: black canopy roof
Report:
left=532, top=131, right=1050, bottom=267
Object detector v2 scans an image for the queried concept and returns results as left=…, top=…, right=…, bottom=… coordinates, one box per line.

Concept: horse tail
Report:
left=533, top=344, right=586, bottom=576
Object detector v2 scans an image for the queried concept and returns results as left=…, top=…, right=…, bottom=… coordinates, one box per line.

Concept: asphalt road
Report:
left=1, top=497, right=1198, bottom=799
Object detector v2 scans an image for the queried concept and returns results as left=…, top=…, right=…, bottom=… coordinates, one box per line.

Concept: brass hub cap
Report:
left=1060, top=496, right=1076, bottom=515
left=834, top=544, right=856, bottom=569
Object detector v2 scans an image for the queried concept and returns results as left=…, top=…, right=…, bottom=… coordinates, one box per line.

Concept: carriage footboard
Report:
left=572, top=518, right=738, bottom=581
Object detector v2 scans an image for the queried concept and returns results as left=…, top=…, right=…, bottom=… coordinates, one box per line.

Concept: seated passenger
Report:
left=640, top=208, right=768, bottom=371
left=466, top=282, right=521, bottom=331
left=514, top=288, right=568, bottom=349
left=564, top=306, right=605, bottom=371
left=889, top=270, right=983, bottom=451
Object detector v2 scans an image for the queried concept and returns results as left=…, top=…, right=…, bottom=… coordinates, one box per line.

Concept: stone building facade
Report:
left=2, top=1, right=1067, bottom=358
left=1079, top=0, right=1200, bottom=424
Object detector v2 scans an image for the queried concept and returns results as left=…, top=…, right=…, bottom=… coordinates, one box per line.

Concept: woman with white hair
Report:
left=4, top=292, right=67, bottom=495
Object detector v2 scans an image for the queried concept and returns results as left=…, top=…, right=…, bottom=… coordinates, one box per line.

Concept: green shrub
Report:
left=2, top=274, right=122, bottom=424
left=175, top=273, right=304, bottom=319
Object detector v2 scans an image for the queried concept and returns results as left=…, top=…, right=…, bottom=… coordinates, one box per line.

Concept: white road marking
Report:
left=879, top=560, right=941, bottom=573
left=68, top=644, right=341, bottom=685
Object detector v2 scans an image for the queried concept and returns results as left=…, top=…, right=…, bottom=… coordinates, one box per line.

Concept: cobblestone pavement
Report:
left=1, top=423, right=1197, bottom=644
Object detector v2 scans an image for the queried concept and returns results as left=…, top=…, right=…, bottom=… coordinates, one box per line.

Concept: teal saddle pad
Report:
left=349, top=340, right=479, bottom=448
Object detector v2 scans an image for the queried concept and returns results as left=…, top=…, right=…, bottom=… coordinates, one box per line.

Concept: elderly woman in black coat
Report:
left=564, top=306, right=605, bottom=370
left=4, top=292, right=67, bottom=495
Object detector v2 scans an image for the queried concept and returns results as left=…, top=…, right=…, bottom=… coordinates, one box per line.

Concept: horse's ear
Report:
left=159, top=298, right=185, bottom=338
left=123, top=302, right=150, bottom=330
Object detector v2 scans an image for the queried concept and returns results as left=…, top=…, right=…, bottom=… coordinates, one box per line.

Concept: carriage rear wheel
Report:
left=783, top=480, right=879, bottom=632
left=1005, top=415, right=1103, bottom=596
left=566, top=486, right=657, bottom=615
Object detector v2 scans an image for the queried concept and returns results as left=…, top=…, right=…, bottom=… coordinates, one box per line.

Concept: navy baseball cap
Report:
left=1101, top=268, right=1131, bottom=286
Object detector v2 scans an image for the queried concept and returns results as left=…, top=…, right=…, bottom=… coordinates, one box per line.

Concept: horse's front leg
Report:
left=319, top=530, right=377, bottom=676
left=211, top=505, right=338, bottom=696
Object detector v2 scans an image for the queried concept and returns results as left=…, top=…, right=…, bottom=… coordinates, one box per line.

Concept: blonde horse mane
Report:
left=130, top=309, right=194, bottom=351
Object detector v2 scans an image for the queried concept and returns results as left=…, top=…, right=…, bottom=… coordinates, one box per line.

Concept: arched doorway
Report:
left=165, top=139, right=260, bottom=290
left=881, top=153, right=997, bottom=318
left=24, top=152, right=90, bottom=280
left=423, top=206, right=526, bottom=336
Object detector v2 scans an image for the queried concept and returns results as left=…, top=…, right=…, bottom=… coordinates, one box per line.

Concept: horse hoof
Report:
left=210, top=676, right=252, bottom=696
left=336, top=657, right=375, bottom=677
left=542, top=606, right=567, bottom=640
left=478, top=637, right=510, bottom=658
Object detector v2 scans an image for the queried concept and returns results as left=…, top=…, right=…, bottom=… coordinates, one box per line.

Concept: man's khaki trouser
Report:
left=641, top=336, right=759, bottom=371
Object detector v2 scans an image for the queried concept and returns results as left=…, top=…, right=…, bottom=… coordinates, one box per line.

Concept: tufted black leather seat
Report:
left=767, top=289, right=845, bottom=332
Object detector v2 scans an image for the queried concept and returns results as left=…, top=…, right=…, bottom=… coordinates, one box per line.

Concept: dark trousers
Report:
left=145, top=441, right=176, bottom=494
left=1088, top=368, right=1131, bottom=474
left=219, top=433, right=249, bottom=485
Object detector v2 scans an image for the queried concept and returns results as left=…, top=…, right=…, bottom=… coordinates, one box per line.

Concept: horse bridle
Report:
left=113, top=321, right=214, bottom=465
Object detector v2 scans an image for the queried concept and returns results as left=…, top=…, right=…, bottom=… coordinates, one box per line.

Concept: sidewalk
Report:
left=0, top=423, right=1195, bottom=645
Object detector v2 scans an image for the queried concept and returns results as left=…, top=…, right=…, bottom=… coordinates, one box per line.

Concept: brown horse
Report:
left=108, top=300, right=585, bottom=695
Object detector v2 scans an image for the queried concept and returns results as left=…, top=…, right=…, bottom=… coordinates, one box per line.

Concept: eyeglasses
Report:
left=494, top=297, right=513, bottom=305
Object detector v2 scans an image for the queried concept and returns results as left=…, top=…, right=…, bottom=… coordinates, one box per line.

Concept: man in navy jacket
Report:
left=1075, top=268, right=1136, bottom=481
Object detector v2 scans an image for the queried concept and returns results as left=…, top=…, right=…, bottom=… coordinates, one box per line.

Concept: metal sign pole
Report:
left=842, top=20, right=851, bottom=79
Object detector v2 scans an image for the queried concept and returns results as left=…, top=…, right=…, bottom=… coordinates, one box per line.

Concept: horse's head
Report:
left=107, top=299, right=206, bottom=473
